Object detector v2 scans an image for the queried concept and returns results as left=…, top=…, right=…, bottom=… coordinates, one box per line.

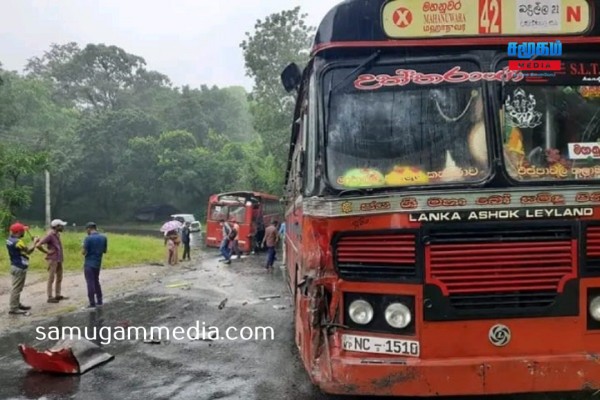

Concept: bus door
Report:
left=205, top=203, right=230, bottom=248
left=228, top=203, right=251, bottom=253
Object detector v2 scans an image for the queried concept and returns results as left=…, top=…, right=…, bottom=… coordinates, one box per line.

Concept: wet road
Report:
left=0, top=252, right=591, bottom=400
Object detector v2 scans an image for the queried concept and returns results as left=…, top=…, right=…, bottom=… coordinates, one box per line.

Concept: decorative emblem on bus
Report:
left=488, top=324, right=511, bottom=347
left=341, top=201, right=353, bottom=214
left=504, top=88, right=543, bottom=129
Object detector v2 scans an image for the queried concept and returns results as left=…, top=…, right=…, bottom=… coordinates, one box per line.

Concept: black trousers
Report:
left=182, top=243, right=191, bottom=260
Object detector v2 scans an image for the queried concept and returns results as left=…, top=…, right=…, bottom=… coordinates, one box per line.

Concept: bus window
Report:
left=229, top=205, right=246, bottom=223
left=502, top=85, right=600, bottom=181
left=326, top=63, right=489, bottom=189
left=210, top=205, right=229, bottom=221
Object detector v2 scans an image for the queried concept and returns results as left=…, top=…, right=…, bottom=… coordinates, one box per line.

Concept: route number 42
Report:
left=479, top=0, right=501, bottom=34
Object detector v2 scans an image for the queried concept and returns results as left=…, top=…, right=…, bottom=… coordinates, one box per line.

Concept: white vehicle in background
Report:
left=171, top=214, right=202, bottom=232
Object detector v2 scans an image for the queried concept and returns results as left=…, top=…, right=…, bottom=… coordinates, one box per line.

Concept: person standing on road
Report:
left=6, top=223, right=39, bottom=315
left=231, top=218, right=242, bottom=260
left=81, top=222, right=107, bottom=308
left=261, top=221, right=279, bottom=272
left=219, top=219, right=232, bottom=264
left=181, top=222, right=191, bottom=261
left=165, top=230, right=177, bottom=265
left=36, top=219, right=68, bottom=303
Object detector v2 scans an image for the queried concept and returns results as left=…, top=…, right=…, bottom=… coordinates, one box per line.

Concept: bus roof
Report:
left=313, top=0, right=600, bottom=55
left=210, top=191, right=280, bottom=203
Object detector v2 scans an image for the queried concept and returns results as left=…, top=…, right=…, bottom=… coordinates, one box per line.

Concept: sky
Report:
left=0, top=0, right=340, bottom=91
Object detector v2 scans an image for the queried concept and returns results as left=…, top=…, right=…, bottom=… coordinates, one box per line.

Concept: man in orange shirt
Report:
left=261, top=221, right=279, bottom=271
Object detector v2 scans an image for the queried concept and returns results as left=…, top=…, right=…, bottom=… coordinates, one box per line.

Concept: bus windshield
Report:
left=501, top=84, right=600, bottom=181
left=209, top=204, right=247, bottom=222
left=325, top=61, right=497, bottom=190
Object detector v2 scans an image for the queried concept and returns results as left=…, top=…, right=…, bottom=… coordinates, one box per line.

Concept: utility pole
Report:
left=43, top=131, right=51, bottom=228
left=45, top=169, right=51, bottom=228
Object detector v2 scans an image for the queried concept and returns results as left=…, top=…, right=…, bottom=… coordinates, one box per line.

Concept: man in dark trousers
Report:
left=82, top=222, right=107, bottom=309
left=181, top=222, right=191, bottom=261
left=261, top=221, right=279, bottom=272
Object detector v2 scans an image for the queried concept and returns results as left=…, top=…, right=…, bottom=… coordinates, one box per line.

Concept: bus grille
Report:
left=427, top=225, right=575, bottom=311
left=334, top=233, right=417, bottom=281
left=585, top=225, right=600, bottom=276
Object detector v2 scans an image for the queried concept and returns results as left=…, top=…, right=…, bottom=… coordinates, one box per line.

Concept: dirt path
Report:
left=0, top=257, right=205, bottom=334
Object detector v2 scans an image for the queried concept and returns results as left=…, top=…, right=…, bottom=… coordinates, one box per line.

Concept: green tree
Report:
left=0, top=144, right=47, bottom=232
left=26, top=43, right=170, bottom=111
left=76, top=109, right=161, bottom=218
left=0, top=69, right=79, bottom=221
left=240, top=7, right=314, bottom=190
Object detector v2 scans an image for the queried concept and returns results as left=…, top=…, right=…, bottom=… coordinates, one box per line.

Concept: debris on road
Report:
left=19, top=339, right=114, bottom=374
left=143, top=338, right=161, bottom=345
left=273, top=305, right=286, bottom=310
left=166, top=282, right=191, bottom=289
left=195, top=331, right=219, bottom=342
left=148, top=296, right=172, bottom=303
left=259, top=295, right=281, bottom=300
left=218, top=298, right=228, bottom=310
left=242, top=301, right=248, bottom=306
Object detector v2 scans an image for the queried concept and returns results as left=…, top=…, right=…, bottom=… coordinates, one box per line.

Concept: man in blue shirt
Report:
left=82, top=222, right=107, bottom=308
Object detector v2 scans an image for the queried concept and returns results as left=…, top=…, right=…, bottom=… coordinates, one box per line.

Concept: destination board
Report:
left=382, top=0, right=590, bottom=38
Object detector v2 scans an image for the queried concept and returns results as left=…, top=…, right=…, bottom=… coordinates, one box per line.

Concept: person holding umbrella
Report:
left=160, top=220, right=182, bottom=266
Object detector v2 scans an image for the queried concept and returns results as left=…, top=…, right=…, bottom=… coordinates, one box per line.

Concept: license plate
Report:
left=342, top=334, right=420, bottom=357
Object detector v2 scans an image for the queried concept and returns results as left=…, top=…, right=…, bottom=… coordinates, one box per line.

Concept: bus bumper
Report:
left=318, top=354, right=600, bottom=396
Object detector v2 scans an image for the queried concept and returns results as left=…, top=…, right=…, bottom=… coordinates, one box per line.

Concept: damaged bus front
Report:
left=281, top=0, right=600, bottom=396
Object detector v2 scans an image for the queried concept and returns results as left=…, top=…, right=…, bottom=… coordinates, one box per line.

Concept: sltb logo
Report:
left=507, top=40, right=562, bottom=71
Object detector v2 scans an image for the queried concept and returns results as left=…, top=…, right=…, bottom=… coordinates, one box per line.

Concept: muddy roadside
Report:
left=0, top=257, right=204, bottom=335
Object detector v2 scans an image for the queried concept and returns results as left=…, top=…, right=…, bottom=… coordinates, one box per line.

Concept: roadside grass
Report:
left=1, top=227, right=165, bottom=275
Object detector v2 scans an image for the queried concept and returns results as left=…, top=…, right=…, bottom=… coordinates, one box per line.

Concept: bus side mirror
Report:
left=281, top=63, right=302, bottom=93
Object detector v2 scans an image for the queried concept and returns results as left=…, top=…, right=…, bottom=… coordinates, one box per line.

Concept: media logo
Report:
left=507, top=40, right=562, bottom=72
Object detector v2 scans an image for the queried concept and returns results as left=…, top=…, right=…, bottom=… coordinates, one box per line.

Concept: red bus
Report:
left=205, top=191, right=282, bottom=253
left=280, top=0, right=600, bottom=397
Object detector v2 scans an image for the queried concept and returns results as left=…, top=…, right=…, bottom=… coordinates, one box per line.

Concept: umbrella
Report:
left=160, top=220, right=182, bottom=233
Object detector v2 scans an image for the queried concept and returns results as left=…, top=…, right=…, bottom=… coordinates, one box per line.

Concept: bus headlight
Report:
left=348, top=300, right=374, bottom=325
left=590, top=296, right=600, bottom=321
left=385, top=303, right=412, bottom=329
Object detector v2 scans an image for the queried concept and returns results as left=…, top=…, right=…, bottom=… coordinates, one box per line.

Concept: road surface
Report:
left=0, top=253, right=590, bottom=400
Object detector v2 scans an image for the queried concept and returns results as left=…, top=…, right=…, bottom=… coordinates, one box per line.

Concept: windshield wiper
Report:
left=330, top=50, right=381, bottom=94
left=325, top=51, right=382, bottom=144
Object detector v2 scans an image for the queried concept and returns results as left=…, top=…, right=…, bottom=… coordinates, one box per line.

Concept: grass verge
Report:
left=1, top=227, right=165, bottom=274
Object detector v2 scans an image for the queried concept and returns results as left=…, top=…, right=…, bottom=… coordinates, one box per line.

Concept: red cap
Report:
left=9, top=222, right=29, bottom=234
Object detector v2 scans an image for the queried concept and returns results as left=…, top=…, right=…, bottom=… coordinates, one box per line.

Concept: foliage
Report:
left=0, top=144, right=47, bottom=232
left=0, top=228, right=166, bottom=273
left=1, top=20, right=308, bottom=226
left=26, top=43, right=171, bottom=110
left=0, top=68, right=50, bottom=232
left=240, top=7, right=314, bottom=178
